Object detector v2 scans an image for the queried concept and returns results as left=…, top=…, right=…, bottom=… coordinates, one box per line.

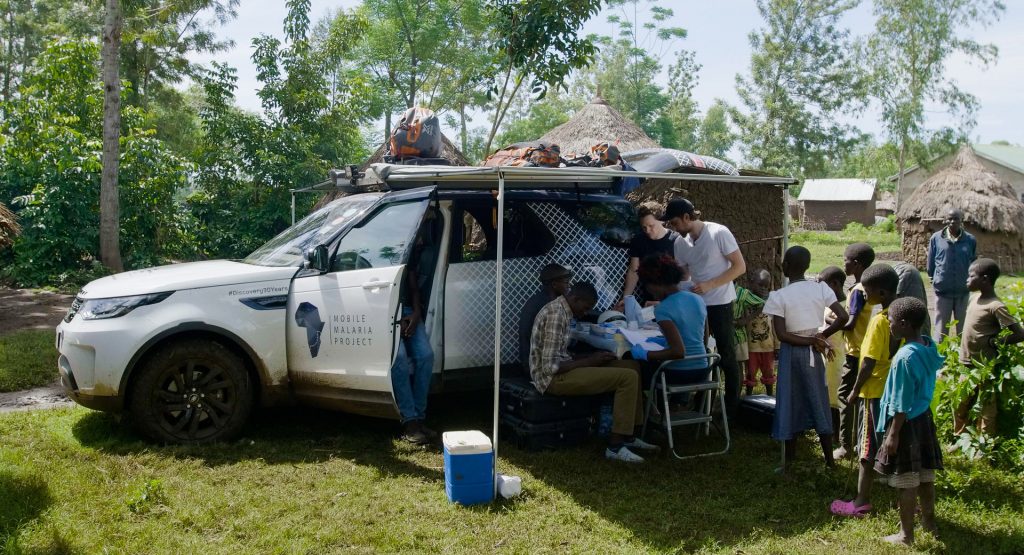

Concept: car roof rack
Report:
left=303, top=163, right=797, bottom=194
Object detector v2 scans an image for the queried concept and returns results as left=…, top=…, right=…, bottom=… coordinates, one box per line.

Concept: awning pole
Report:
left=492, top=171, right=505, bottom=498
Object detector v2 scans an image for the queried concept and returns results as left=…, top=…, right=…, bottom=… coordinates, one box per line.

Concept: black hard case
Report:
left=499, top=378, right=598, bottom=423
left=738, top=394, right=776, bottom=434
left=500, top=414, right=592, bottom=451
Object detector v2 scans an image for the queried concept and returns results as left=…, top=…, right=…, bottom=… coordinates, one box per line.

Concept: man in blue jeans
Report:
left=927, top=208, right=976, bottom=340
left=392, top=226, right=438, bottom=445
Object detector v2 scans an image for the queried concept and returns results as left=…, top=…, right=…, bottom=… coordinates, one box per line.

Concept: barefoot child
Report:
left=953, top=258, right=1024, bottom=436
left=763, top=247, right=848, bottom=472
left=818, top=266, right=848, bottom=438
left=744, top=269, right=777, bottom=396
left=836, top=243, right=876, bottom=460
left=831, top=264, right=899, bottom=517
left=875, top=297, right=944, bottom=546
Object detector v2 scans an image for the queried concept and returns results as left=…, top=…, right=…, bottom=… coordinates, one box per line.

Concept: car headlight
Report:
left=79, top=292, right=173, bottom=320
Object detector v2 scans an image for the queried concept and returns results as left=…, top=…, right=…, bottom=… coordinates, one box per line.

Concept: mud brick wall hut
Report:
left=898, top=146, right=1024, bottom=273
left=798, top=178, right=877, bottom=230
left=541, top=96, right=790, bottom=287
left=315, top=133, right=469, bottom=209
left=627, top=177, right=788, bottom=287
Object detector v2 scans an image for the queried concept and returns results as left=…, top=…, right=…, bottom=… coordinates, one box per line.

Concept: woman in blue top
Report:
left=631, top=254, right=710, bottom=384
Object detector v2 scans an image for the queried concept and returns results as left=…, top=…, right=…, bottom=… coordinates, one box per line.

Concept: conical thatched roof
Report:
left=898, top=146, right=1024, bottom=234
left=0, top=201, right=20, bottom=250
left=540, top=95, right=660, bottom=157
left=315, top=133, right=469, bottom=209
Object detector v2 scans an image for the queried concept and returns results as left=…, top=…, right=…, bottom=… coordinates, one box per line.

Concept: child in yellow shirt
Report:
left=832, top=264, right=900, bottom=517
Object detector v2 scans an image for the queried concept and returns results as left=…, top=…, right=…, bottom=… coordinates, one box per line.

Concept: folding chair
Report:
left=640, top=353, right=730, bottom=459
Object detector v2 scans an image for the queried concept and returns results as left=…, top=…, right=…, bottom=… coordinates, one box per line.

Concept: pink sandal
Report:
left=830, top=499, right=872, bottom=517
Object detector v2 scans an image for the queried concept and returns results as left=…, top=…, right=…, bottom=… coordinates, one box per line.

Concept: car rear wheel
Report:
left=129, top=339, right=253, bottom=443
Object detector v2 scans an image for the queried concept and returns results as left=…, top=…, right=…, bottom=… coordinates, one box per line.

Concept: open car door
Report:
left=287, top=188, right=435, bottom=418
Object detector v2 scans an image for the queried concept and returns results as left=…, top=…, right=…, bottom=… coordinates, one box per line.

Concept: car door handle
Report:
left=361, top=280, right=391, bottom=290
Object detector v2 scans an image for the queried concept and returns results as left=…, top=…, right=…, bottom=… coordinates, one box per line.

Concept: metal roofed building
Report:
left=892, top=143, right=1024, bottom=209
left=797, top=178, right=877, bottom=230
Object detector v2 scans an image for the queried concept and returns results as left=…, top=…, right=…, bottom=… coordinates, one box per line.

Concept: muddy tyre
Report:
left=129, top=339, right=253, bottom=443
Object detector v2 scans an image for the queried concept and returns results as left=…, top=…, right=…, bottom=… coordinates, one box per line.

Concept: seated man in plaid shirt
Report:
left=529, top=282, right=659, bottom=463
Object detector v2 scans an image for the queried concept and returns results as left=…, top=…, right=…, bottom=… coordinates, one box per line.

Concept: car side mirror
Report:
left=305, top=244, right=330, bottom=273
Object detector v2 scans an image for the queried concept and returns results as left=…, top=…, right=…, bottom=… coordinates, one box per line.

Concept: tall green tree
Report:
left=120, top=0, right=238, bottom=109
left=583, top=0, right=689, bottom=147
left=733, top=0, right=865, bottom=177
left=662, top=49, right=701, bottom=151
left=190, top=0, right=369, bottom=258
left=0, top=0, right=97, bottom=105
left=696, top=99, right=736, bottom=161
left=1, top=40, right=189, bottom=285
left=866, top=0, right=1003, bottom=205
left=482, top=0, right=601, bottom=154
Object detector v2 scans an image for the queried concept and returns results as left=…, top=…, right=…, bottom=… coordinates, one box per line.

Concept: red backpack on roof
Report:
left=389, top=107, right=442, bottom=160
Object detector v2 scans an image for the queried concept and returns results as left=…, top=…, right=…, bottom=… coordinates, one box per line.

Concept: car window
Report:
left=244, top=194, right=381, bottom=267
left=452, top=202, right=555, bottom=262
left=565, top=201, right=636, bottom=249
left=331, top=201, right=426, bottom=271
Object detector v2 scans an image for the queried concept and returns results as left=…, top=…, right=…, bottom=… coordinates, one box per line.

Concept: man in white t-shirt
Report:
left=662, top=198, right=747, bottom=416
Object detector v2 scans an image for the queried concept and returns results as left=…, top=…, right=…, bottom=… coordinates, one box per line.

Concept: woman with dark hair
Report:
left=616, top=202, right=678, bottom=308
left=631, top=254, right=710, bottom=384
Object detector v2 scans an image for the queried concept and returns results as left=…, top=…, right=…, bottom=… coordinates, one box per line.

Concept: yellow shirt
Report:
left=844, top=283, right=875, bottom=357
left=858, top=308, right=896, bottom=399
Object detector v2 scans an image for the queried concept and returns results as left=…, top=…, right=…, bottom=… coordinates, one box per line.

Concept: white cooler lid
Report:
left=443, top=430, right=493, bottom=454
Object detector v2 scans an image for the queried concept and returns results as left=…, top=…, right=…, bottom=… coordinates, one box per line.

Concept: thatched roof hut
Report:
left=0, top=201, right=20, bottom=250
left=315, top=133, right=469, bottom=209
left=539, top=95, right=660, bottom=157
left=898, top=145, right=1024, bottom=272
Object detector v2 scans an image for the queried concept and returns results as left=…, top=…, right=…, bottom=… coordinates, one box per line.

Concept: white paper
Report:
left=618, top=329, right=665, bottom=351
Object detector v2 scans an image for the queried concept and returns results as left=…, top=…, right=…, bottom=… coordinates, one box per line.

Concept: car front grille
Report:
left=64, top=296, right=82, bottom=323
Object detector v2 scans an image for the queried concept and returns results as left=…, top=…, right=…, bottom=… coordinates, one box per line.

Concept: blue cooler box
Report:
left=442, top=430, right=494, bottom=506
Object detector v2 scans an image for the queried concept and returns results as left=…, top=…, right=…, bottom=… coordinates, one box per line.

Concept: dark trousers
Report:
left=707, top=302, right=739, bottom=415
left=836, top=354, right=859, bottom=449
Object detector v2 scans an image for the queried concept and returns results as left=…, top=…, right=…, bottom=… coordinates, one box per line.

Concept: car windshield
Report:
left=243, top=194, right=382, bottom=267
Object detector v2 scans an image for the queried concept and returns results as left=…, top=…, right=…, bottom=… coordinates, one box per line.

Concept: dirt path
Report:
left=0, top=287, right=73, bottom=335
left=0, top=287, right=74, bottom=411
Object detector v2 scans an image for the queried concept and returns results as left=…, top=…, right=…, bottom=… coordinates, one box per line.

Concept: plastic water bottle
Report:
left=624, top=295, right=642, bottom=327
left=597, top=403, right=613, bottom=437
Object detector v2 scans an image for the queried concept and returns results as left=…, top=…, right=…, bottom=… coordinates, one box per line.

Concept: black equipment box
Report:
left=499, top=378, right=598, bottom=423
left=738, top=394, right=776, bottom=434
left=500, top=414, right=592, bottom=451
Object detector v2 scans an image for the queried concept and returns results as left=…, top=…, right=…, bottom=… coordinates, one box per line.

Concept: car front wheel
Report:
left=129, top=339, right=253, bottom=443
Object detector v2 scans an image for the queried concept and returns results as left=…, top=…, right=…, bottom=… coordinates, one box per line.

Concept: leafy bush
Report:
left=873, top=214, right=896, bottom=232
left=935, top=282, right=1024, bottom=473
left=0, top=40, right=191, bottom=287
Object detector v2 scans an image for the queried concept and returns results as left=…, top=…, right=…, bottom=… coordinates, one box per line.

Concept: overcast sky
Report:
left=192, top=1, right=1024, bottom=147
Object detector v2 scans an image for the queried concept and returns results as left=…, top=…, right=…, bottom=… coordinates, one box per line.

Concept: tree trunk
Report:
left=459, top=102, right=467, bottom=155
left=100, top=0, right=124, bottom=273
left=895, top=137, right=907, bottom=210
left=384, top=111, right=392, bottom=145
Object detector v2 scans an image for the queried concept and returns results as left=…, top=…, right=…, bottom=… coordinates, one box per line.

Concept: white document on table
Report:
left=618, top=329, right=665, bottom=351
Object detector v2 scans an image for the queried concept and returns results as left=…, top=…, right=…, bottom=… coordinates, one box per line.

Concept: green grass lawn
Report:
left=2, top=397, right=1022, bottom=554
left=0, top=330, right=57, bottom=393
left=790, top=228, right=902, bottom=275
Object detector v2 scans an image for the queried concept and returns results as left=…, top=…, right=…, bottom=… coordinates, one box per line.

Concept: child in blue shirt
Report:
left=874, top=296, right=944, bottom=546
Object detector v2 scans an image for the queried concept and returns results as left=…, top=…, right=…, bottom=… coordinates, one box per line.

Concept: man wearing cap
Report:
left=518, top=263, right=573, bottom=370
left=662, top=198, right=747, bottom=416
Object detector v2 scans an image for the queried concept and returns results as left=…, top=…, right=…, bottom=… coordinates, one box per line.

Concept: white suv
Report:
left=56, top=165, right=637, bottom=442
